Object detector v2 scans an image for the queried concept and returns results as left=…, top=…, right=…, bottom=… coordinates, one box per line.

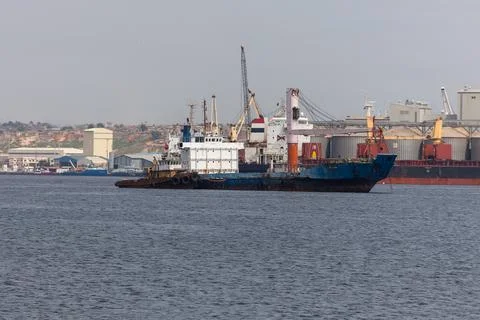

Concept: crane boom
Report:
left=440, top=87, right=455, bottom=115
left=248, top=89, right=263, bottom=118
left=241, top=46, right=250, bottom=126
left=432, top=117, right=443, bottom=145
left=229, top=109, right=247, bottom=142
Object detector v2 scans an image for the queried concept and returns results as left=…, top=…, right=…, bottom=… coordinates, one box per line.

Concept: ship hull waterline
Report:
left=380, top=160, right=480, bottom=185
left=381, top=177, right=480, bottom=185
left=115, top=154, right=397, bottom=193
left=115, top=176, right=377, bottom=192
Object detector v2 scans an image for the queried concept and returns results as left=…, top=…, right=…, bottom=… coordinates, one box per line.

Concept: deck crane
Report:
left=431, top=117, right=443, bottom=145
left=440, top=87, right=457, bottom=120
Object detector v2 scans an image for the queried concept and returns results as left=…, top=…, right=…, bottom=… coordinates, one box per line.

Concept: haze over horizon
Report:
left=1, top=0, right=479, bottom=126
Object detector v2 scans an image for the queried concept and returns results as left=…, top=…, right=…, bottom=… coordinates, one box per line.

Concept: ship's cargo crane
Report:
left=357, top=101, right=388, bottom=159
left=423, top=117, right=452, bottom=160
left=440, top=87, right=457, bottom=120
left=431, top=117, right=443, bottom=145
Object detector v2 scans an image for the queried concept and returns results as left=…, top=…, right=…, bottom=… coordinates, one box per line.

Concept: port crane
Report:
left=440, top=87, right=457, bottom=120
left=229, top=46, right=264, bottom=142
left=228, top=91, right=264, bottom=141
left=241, top=45, right=251, bottom=125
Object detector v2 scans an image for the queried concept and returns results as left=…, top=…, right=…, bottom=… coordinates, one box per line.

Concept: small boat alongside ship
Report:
left=115, top=88, right=396, bottom=192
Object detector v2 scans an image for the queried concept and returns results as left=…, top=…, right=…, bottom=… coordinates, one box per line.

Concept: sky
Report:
left=1, top=0, right=479, bottom=125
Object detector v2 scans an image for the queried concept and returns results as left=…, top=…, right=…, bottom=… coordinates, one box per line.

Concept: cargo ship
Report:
left=115, top=89, right=396, bottom=192
left=115, top=155, right=396, bottom=192
left=378, top=117, right=480, bottom=185
left=383, top=160, right=480, bottom=185
left=235, top=96, right=480, bottom=185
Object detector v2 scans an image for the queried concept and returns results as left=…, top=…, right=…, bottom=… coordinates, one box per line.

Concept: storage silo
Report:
left=329, top=135, right=366, bottom=159
left=442, top=137, right=468, bottom=160
left=470, top=137, right=480, bottom=161
left=442, top=127, right=469, bottom=160
left=385, top=138, right=422, bottom=160
left=383, top=127, right=423, bottom=160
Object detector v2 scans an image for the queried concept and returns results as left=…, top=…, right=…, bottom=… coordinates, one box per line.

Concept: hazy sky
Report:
left=1, top=0, right=479, bottom=125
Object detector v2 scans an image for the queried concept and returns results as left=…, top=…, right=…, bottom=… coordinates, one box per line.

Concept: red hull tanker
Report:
left=380, top=160, right=480, bottom=185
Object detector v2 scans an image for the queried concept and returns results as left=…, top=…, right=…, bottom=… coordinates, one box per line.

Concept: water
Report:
left=1, top=175, right=480, bottom=319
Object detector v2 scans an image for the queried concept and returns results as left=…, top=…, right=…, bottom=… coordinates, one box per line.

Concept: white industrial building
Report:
left=457, top=87, right=480, bottom=120
left=83, top=128, right=113, bottom=159
left=7, top=147, right=83, bottom=169
left=388, top=100, right=434, bottom=122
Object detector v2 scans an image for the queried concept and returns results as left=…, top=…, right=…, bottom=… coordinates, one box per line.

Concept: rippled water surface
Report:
left=1, top=175, right=480, bottom=319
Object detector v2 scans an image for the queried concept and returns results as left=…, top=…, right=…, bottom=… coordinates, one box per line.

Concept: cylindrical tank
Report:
left=329, top=135, right=366, bottom=159
left=309, top=136, right=330, bottom=158
left=385, top=139, right=422, bottom=160
left=471, top=137, right=480, bottom=161
left=442, top=137, right=468, bottom=160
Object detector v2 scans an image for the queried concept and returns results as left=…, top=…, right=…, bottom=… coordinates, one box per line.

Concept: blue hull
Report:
left=62, top=169, right=108, bottom=176
left=115, top=154, right=396, bottom=193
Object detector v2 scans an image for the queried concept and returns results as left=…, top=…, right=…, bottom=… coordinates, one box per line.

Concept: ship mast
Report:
left=210, top=94, right=218, bottom=135
left=203, top=99, right=207, bottom=137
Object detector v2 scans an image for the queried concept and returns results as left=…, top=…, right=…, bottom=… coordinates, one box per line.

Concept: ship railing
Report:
left=395, top=160, right=480, bottom=167
left=301, top=158, right=372, bottom=168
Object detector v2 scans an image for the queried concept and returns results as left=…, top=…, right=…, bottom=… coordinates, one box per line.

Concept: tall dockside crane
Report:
left=241, top=46, right=251, bottom=126
left=440, top=87, right=457, bottom=120
left=229, top=46, right=264, bottom=142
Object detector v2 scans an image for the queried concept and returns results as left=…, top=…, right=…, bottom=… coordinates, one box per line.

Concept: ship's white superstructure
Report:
left=180, top=135, right=244, bottom=174
left=265, top=112, right=313, bottom=163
